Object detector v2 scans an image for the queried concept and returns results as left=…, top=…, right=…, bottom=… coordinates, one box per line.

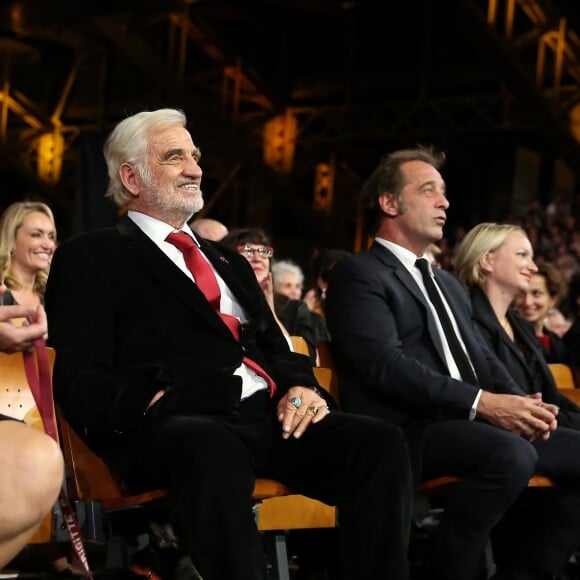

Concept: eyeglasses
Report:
left=236, top=245, right=274, bottom=259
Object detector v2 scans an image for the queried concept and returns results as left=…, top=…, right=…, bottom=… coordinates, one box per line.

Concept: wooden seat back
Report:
left=0, top=348, right=57, bottom=543
left=57, top=409, right=291, bottom=510
left=549, top=363, right=576, bottom=390
left=57, top=409, right=166, bottom=510
left=559, top=387, right=580, bottom=406
left=314, top=341, right=340, bottom=402
left=289, top=335, right=310, bottom=357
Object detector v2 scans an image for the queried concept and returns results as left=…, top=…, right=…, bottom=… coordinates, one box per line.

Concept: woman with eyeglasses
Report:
left=221, top=228, right=317, bottom=364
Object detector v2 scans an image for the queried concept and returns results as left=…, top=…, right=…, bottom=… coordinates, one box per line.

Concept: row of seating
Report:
left=1, top=341, right=576, bottom=578
left=0, top=342, right=337, bottom=579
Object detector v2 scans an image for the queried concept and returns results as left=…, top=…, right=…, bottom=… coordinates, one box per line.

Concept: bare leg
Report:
left=0, top=421, right=64, bottom=568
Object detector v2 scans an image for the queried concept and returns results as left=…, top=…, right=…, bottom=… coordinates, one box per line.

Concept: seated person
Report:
left=0, top=292, right=64, bottom=570
left=514, top=258, right=571, bottom=364
left=563, top=272, right=580, bottom=389
left=303, top=247, right=350, bottom=345
left=222, top=227, right=318, bottom=364
left=44, top=108, right=413, bottom=580
left=326, top=145, right=580, bottom=580
left=0, top=201, right=57, bottom=308
left=271, top=259, right=304, bottom=300
left=188, top=217, right=228, bottom=242
left=454, top=223, right=580, bottom=426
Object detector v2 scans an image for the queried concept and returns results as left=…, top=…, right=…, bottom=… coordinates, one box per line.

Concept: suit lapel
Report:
left=117, top=218, right=233, bottom=338
left=433, top=272, right=486, bottom=368
left=370, top=243, right=448, bottom=365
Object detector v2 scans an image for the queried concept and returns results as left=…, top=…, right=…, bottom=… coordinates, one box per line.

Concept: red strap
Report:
left=23, top=339, right=94, bottom=579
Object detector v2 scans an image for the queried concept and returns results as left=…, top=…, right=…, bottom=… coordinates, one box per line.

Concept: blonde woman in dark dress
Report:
left=455, top=222, right=580, bottom=429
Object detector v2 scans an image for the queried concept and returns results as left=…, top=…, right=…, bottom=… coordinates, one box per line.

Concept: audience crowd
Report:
left=1, top=132, right=579, bottom=579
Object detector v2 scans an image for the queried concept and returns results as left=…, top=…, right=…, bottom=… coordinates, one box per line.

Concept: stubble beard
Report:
left=142, top=180, right=204, bottom=225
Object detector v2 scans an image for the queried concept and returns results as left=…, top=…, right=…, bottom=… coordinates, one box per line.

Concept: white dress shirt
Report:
left=375, top=237, right=481, bottom=418
left=129, top=211, right=268, bottom=400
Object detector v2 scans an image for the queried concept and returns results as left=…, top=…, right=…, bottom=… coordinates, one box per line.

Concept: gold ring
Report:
left=308, top=405, right=319, bottom=415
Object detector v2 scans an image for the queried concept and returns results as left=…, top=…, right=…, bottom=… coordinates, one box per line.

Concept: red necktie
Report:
left=166, top=231, right=276, bottom=396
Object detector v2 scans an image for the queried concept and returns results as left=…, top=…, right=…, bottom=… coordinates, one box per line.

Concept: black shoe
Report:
left=131, top=523, right=202, bottom=580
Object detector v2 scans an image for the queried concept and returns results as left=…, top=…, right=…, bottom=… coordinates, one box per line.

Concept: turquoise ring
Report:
left=288, top=396, right=302, bottom=408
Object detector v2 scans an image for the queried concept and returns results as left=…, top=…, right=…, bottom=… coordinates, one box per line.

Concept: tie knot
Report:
left=166, top=231, right=195, bottom=253
left=415, top=258, right=430, bottom=276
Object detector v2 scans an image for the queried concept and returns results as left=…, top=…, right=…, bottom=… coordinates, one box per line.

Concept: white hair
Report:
left=104, top=108, right=187, bottom=208
left=271, top=260, right=304, bottom=288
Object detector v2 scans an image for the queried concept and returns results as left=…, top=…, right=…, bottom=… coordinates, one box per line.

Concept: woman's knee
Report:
left=2, top=426, right=63, bottom=525
left=20, top=433, right=63, bottom=511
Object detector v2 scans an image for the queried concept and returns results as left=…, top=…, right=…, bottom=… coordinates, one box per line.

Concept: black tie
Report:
left=415, top=258, right=478, bottom=385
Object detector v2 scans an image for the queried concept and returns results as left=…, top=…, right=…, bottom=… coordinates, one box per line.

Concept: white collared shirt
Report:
left=128, top=211, right=268, bottom=399
left=375, top=237, right=481, bottom=418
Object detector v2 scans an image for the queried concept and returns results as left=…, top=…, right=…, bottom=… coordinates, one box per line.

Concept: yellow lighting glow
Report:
left=37, top=131, right=64, bottom=184
left=263, top=111, right=297, bottom=174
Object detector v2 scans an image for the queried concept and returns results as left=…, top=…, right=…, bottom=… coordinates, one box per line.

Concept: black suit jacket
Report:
left=325, top=242, right=523, bottom=429
left=45, top=216, right=322, bottom=452
left=470, top=286, right=580, bottom=429
left=539, top=327, right=571, bottom=365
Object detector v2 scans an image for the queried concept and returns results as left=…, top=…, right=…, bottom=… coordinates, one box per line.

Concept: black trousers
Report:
left=117, top=391, right=413, bottom=580
left=421, top=419, right=580, bottom=579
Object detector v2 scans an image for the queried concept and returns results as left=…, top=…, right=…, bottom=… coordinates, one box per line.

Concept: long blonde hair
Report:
left=0, top=201, right=56, bottom=296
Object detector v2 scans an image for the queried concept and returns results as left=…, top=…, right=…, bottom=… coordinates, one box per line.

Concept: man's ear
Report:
left=378, top=192, right=399, bottom=217
left=119, top=163, right=140, bottom=198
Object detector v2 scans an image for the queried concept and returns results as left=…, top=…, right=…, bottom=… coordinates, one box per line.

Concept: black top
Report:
left=274, top=294, right=317, bottom=364
left=470, top=286, right=580, bottom=430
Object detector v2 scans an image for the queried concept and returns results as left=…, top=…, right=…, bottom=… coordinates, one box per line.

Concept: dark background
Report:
left=0, top=0, right=579, bottom=267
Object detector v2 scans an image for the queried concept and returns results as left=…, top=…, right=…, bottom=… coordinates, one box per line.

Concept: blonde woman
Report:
left=455, top=222, right=580, bottom=428
left=0, top=202, right=57, bottom=307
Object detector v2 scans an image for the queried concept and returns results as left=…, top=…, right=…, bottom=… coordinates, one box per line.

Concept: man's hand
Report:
left=0, top=304, right=48, bottom=353
left=277, top=386, right=330, bottom=439
left=477, top=391, right=558, bottom=441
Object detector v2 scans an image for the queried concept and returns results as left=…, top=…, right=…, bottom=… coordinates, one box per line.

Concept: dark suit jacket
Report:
left=539, top=327, right=571, bottom=365
left=325, top=242, right=524, bottom=428
left=44, top=216, right=324, bottom=453
left=470, top=286, right=580, bottom=429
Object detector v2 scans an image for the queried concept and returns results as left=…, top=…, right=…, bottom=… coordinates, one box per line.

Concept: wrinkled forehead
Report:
left=147, top=125, right=196, bottom=153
